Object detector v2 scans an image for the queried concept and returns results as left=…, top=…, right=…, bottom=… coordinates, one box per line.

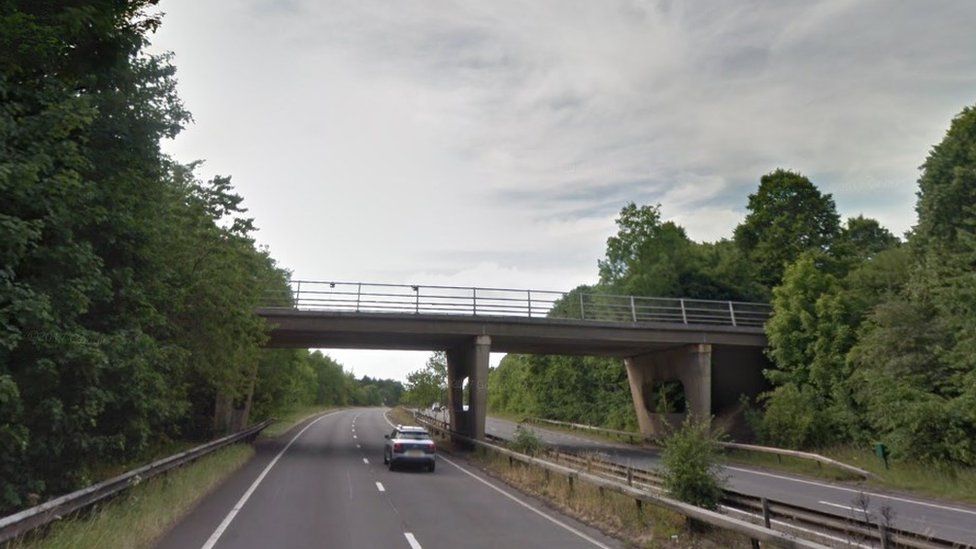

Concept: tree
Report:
left=914, top=104, right=976, bottom=250
left=837, top=216, right=900, bottom=262
left=598, top=203, right=693, bottom=296
left=597, top=203, right=761, bottom=301
left=402, top=352, right=447, bottom=407
left=764, top=256, right=839, bottom=388
left=661, top=418, right=725, bottom=509
left=734, top=170, right=841, bottom=288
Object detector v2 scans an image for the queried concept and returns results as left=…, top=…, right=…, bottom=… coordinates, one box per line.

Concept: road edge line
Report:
left=200, top=410, right=343, bottom=549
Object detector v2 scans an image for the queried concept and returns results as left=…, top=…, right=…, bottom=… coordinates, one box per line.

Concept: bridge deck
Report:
left=257, top=308, right=767, bottom=356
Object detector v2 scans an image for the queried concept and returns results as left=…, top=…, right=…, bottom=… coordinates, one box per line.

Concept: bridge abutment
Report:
left=447, top=335, right=491, bottom=441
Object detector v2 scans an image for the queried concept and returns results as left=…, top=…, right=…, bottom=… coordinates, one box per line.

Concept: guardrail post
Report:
left=472, top=287, right=477, bottom=315
left=729, top=301, right=737, bottom=326
left=750, top=539, right=760, bottom=549
left=630, top=295, right=637, bottom=322
left=680, top=298, right=687, bottom=323
left=413, top=285, right=419, bottom=313
left=294, top=281, right=302, bottom=308
left=356, top=283, right=361, bottom=312
left=761, top=497, right=771, bottom=528
left=879, top=524, right=891, bottom=549
left=579, top=293, right=585, bottom=320
left=527, top=290, right=532, bottom=317
left=627, top=466, right=633, bottom=486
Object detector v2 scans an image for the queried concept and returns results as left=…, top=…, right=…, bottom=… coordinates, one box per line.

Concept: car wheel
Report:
left=388, top=459, right=395, bottom=471
left=383, top=451, right=389, bottom=465
left=428, top=461, right=435, bottom=473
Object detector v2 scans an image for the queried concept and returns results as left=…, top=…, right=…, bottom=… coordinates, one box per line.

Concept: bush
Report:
left=754, top=384, right=835, bottom=449
left=661, top=418, right=725, bottom=510
left=509, top=424, right=545, bottom=456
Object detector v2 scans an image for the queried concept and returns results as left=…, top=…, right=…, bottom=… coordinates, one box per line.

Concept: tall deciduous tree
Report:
left=734, top=170, right=841, bottom=288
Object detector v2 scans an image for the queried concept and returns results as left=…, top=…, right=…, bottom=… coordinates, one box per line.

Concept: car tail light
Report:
left=425, top=442, right=435, bottom=454
left=394, top=443, right=403, bottom=452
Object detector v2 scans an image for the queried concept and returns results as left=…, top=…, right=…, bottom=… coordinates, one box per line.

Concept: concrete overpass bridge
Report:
left=259, top=280, right=773, bottom=440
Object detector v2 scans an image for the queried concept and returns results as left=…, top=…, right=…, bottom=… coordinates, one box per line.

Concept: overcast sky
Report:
left=149, top=0, right=976, bottom=381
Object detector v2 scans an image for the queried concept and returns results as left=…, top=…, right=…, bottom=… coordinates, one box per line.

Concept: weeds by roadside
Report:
left=13, top=445, right=254, bottom=549
left=260, top=405, right=339, bottom=439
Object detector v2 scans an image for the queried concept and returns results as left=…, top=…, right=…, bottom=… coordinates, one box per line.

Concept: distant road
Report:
left=157, top=408, right=620, bottom=549
left=485, top=416, right=976, bottom=546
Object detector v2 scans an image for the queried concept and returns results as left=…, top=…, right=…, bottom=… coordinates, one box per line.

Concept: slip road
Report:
left=157, top=408, right=620, bottom=549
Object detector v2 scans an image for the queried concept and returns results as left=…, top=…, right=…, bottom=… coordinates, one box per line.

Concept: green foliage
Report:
left=661, top=418, right=725, bottom=509
left=402, top=352, right=447, bottom=408
left=509, top=425, right=545, bottom=456
left=0, top=3, right=402, bottom=513
left=734, top=169, right=841, bottom=288
left=914, top=104, right=976, bottom=250
left=598, top=203, right=764, bottom=301
left=647, top=380, right=687, bottom=414
left=753, top=384, right=830, bottom=449
left=837, top=215, right=900, bottom=262
left=756, top=103, right=976, bottom=468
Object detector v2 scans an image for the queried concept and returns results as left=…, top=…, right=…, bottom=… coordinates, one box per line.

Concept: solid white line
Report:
left=438, top=454, right=612, bottom=548
left=403, top=532, right=422, bottom=549
left=363, top=458, right=369, bottom=464
left=380, top=411, right=603, bottom=548
left=818, top=500, right=860, bottom=513
left=376, top=482, right=385, bottom=492
left=724, top=466, right=976, bottom=516
left=200, top=410, right=342, bottom=549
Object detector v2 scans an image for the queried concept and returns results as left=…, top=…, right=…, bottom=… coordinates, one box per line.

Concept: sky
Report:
left=148, top=0, right=976, bottom=381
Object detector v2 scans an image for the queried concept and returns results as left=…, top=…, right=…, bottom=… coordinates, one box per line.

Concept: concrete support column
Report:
left=468, top=335, right=491, bottom=441
left=624, top=344, right=712, bottom=437
left=446, top=348, right=467, bottom=433
left=445, top=335, right=491, bottom=441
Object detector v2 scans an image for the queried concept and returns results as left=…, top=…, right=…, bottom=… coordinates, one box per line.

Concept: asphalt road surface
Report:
left=157, top=408, right=621, bottom=549
left=483, top=415, right=976, bottom=547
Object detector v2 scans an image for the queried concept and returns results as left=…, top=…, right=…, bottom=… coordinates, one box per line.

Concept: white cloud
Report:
left=150, top=0, right=976, bottom=380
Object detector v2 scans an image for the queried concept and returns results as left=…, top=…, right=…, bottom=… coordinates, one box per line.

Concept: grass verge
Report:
left=260, top=404, right=338, bottom=439
left=467, top=447, right=754, bottom=548
left=387, top=406, right=419, bottom=428
left=15, top=444, right=254, bottom=549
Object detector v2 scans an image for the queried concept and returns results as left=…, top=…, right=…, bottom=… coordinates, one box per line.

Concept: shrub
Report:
left=509, top=424, right=545, bottom=456
left=661, top=417, right=725, bottom=510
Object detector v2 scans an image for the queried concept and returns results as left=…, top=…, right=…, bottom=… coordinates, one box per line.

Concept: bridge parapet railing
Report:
left=261, top=280, right=771, bottom=328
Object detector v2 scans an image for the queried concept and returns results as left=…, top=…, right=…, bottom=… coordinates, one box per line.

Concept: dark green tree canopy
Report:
left=914, top=104, right=976, bottom=249
left=734, top=169, right=841, bottom=287
left=838, top=215, right=900, bottom=262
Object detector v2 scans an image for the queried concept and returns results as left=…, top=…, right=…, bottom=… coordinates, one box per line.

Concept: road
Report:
left=483, top=415, right=976, bottom=547
left=157, top=408, right=621, bottom=549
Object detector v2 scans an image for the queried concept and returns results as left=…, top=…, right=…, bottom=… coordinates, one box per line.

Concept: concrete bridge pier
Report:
left=625, top=344, right=770, bottom=439
left=447, top=335, right=491, bottom=441
left=625, top=344, right=712, bottom=437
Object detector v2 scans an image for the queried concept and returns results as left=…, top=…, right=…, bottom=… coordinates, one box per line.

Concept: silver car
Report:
left=384, top=425, right=436, bottom=471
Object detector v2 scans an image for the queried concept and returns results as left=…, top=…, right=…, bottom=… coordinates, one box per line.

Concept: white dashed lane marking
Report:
left=375, top=482, right=385, bottom=492
left=404, top=532, right=422, bottom=549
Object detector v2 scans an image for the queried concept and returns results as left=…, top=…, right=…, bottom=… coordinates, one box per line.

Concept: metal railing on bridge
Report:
left=261, top=280, right=771, bottom=328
